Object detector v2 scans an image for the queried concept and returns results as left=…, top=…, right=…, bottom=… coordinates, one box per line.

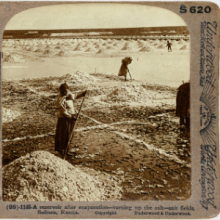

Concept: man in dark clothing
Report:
left=176, top=82, right=190, bottom=129
left=166, top=41, right=172, bottom=52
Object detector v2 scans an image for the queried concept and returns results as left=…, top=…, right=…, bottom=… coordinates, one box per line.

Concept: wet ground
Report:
left=2, top=74, right=191, bottom=201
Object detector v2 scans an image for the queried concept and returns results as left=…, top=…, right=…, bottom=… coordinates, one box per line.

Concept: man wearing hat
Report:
left=118, top=56, right=133, bottom=81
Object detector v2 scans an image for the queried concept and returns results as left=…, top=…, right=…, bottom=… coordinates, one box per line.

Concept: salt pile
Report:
left=64, top=71, right=96, bottom=83
left=56, top=50, right=65, bottom=56
left=34, top=48, right=44, bottom=53
left=121, top=42, right=131, bottom=50
left=3, top=151, right=122, bottom=201
left=2, top=108, right=21, bottom=123
left=83, top=43, right=89, bottom=48
left=139, top=46, right=152, bottom=52
left=121, top=45, right=131, bottom=50
left=106, top=45, right=115, bottom=50
left=74, top=44, right=83, bottom=51
left=27, top=46, right=37, bottom=52
left=179, top=45, right=187, bottom=50
left=45, top=45, right=51, bottom=49
left=137, top=40, right=145, bottom=47
left=43, top=49, right=53, bottom=55
left=3, top=54, right=25, bottom=63
left=157, top=44, right=166, bottom=49
left=55, top=45, right=62, bottom=49
left=103, top=84, right=150, bottom=103
left=94, top=44, right=101, bottom=49
left=96, top=49, right=108, bottom=54
left=85, top=47, right=96, bottom=52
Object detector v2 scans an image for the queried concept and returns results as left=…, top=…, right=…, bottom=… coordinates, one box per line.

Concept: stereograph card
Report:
left=0, top=1, right=219, bottom=219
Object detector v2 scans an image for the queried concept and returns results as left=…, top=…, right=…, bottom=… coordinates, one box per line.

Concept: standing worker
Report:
left=166, top=41, right=172, bottom=52
left=55, top=83, right=87, bottom=156
left=118, top=56, right=133, bottom=81
left=176, top=82, right=190, bottom=130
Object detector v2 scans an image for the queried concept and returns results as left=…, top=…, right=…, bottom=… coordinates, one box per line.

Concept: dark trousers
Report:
left=55, top=117, right=76, bottom=155
left=180, top=116, right=190, bottom=129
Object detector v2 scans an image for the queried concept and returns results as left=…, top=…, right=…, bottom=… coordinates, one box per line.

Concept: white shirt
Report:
left=57, top=93, right=76, bottom=118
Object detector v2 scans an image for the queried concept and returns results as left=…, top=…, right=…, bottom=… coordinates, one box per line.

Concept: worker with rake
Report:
left=118, top=56, right=133, bottom=81
left=55, top=83, right=87, bottom=157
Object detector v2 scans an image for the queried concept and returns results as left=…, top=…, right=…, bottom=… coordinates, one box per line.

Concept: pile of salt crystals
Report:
left=3, top=53, right=26, bottom=63
left=3, top=151, right=122, bottom=201
left=2, top=108, right=21, bottom=123
left=139, top=46, right=152, bottom=52
left=102, top=84, right=150, bottom=103
left=64, top=71, right=97, bottom=83
left=96, top=48, right=109, bottom=54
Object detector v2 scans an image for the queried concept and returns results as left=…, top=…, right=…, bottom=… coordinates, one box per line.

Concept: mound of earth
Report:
left=96, top=49, right=108, bottom=54
left=102, top=84, right=150, bottom=103
left=138, top=43, right=145, bottom=48
left=83, top=43, right=89, bottom=48
left=45, top=45, right=51, bottom=49
left=64, top=71, right=96, bottom=83
left=28, top=47, right=39, bottom=52
left=56, top=50, right=65, bottom=56
left=3, top=54, right=26, bottom=63
left=106, top=46, right=115, bottom=50
left=43, top=49, right=54, bottom=55
left=85, top=47, right=96, bottom=52
left=94, top=44, right=101, bottom=49
left=90, top=73, right=123, bottom=82
left=137, top=40, right=145, bottom=47
left=34, top=48, right=44, bottom=53
left=55, top=45, right=62, bottom=49
left=139, top=46, right=152, bottom=52
left=26, top=47, right=34, bottom=51
left=2, top=52, right=10, bottom=58
left=121, top=45, right=131, bottom=50
left=74, top=45, right=83, bottom=51
left=179, top=45, right=187, bottom=50
left=157, top=44, right=166, bottom=49
left=3, top=151, right=122, bottom=201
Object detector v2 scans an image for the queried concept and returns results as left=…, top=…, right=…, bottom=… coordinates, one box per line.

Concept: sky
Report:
left=5, top=3, right=187, bottom=30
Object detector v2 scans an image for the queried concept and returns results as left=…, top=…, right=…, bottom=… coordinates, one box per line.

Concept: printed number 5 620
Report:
left=180, top=5, right=211, bottom=13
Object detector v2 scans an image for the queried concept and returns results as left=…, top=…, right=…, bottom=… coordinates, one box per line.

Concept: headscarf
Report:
left=129, top=56, right=133, bottom=61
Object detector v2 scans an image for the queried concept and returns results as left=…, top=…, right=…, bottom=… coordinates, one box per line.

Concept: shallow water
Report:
left=2, top=51, right=190, bottom=87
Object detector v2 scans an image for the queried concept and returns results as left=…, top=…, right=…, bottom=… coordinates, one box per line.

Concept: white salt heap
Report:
left=64, top=71, right=97, bottom=83
left=103, top=84, right=150, bottom=103
left=3, top=151, right=122, bottom=201
left=2, top=108, right=21, bottom=123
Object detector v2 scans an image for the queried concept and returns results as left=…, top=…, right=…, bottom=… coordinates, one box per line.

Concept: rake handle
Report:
left=63, top=94, right=86, bottom=160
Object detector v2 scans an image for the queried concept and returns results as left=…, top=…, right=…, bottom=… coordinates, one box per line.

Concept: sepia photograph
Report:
left=2, top=3, right=191, bottom=202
